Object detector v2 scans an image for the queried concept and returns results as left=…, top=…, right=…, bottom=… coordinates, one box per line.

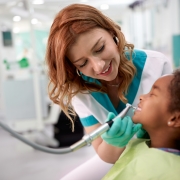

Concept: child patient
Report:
left=103, top=69, right=180, bottom=180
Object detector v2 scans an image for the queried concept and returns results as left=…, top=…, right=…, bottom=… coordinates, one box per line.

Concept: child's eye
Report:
left=96, top=45, right=104, bottom=53
left=79, top=60, right=88, bottom=68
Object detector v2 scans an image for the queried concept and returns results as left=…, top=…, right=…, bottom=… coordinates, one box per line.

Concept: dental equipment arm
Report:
left=0, top=103, right=133, bottom=154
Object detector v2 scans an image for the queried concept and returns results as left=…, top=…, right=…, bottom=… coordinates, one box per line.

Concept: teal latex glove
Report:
left=137, top=128, right=150, bottom=139
left=101, top=112, right=142, bottom=148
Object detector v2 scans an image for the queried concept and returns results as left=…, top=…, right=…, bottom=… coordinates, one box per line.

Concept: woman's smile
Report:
left=67, top=27, right=120, bottom=82
left=98, top=61, right=112, bottom=76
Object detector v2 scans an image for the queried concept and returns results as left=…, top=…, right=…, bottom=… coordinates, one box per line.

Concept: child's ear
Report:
left=167, top=111, right=180, bottom=127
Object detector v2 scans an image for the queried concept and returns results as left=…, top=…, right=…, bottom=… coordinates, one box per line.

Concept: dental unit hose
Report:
left=0, top=103, right=134, bottom=154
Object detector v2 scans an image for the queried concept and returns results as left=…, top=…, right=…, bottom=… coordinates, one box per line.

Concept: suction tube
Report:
left=0, top=103, right=133, bottom=154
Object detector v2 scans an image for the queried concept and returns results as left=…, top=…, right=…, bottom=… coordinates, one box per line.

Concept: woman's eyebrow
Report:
left=73, top=37, right=102, bottom=63
left=91, top=37, right=102, bottom=51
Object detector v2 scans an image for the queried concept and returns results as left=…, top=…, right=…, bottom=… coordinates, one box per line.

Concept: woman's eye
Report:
left=96, top=45, right=104, bottom=53
left=79, top=60, right=87, bottom=68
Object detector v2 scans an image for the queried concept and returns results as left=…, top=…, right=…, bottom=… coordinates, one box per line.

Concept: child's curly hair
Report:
left=168, top=69, right=180, bottom=113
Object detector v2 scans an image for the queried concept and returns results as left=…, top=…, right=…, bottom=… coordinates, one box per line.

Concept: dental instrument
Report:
left=0, top=103, right=135, bottom=154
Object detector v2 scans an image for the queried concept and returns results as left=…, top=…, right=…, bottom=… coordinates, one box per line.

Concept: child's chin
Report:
left=132, top=115, right=140, bottom=124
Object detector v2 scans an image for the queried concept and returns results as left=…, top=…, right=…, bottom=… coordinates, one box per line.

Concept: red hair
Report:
left=46, top=4, right=136, bottom=130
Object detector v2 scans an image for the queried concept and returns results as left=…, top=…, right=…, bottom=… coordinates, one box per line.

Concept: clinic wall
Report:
left=120, top=0, right=180, bottom=68
left=0, top=18, right=16, bottom=80
left=152, top=0, right=179, bottom=62
left=0, top=18, right=16, bottom=118
left=152, top=0, right=180, bottom=67
left=0, top=14, right=49, bottom=129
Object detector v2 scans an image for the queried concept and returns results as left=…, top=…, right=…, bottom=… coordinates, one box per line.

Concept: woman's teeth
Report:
left=137, top=107, right=142, bottom=111
left=102, top=64, right=110, bottom=74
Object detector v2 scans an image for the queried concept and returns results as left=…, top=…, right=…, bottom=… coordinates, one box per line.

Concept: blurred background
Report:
left=0, top=0, right=179, bottom=180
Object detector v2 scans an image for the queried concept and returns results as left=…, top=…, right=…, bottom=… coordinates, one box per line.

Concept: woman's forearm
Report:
left=96, top=139, right=125, bottom=163
left=85, top=124, right=125, bottom=163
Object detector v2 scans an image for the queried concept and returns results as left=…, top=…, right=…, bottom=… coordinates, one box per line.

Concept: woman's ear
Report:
left=167, top=111, right=180, bottom=127
left=109, top=31, right=119, bottom=45
left=113, top=37, right=118, bottom=44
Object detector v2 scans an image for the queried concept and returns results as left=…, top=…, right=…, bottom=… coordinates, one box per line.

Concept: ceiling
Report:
left=0, top=0, right=136, bottom=24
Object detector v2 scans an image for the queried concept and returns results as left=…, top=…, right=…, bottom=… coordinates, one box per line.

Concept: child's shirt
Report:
left=158, top=147, right=180, bottom=155
left=102, top=139, right=180, bottom=180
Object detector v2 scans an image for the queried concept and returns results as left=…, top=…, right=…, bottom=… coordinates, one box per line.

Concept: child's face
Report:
left=132, top=75, right=174, bottom=129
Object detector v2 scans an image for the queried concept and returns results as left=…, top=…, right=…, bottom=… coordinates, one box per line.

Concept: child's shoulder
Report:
left=128, top=138, right=147, bottom=147
left=120, top=138, right=148, bottom=158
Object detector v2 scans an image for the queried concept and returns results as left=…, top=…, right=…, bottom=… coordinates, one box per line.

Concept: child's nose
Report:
left=139, top=94, right=144, bottom=100
left=139, top=93, right=148, bottom=101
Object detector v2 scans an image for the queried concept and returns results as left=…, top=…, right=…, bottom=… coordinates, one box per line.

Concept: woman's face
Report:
left=67, top=28, right=120, bottom=82
left=132, top=75, right=173, bottom=130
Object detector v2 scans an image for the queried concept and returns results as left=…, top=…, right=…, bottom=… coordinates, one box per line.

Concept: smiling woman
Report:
left=45, top=3, right=173, bottom=179
left=66, top=28, right=120, bottom=82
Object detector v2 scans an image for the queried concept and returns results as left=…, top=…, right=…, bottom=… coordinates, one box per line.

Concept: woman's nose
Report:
left=92, top=59, right=105, bottom=74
